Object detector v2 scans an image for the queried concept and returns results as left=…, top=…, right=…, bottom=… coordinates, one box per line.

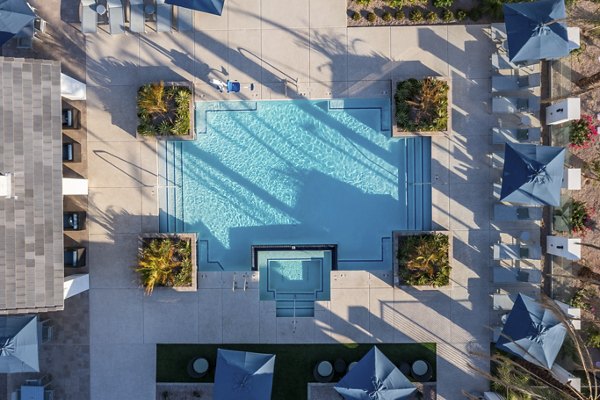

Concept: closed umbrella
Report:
left=503, top=0, right=570, bottom=63
left=0, top=315, right=40, bottom=373
left=0, top=0, right=35, bottom=46
left=164, top=0, right=224, bottom=15
left=335, top=346, right=416, bottom=400
left=500, top=142, right=566, bottom=206
left=214, top=349, right=275, bottom=400
left=497, top=294, right=566, bottom=369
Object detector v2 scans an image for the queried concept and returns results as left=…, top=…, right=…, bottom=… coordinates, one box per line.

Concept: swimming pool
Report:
left=158, top=98, right=431, bottom=271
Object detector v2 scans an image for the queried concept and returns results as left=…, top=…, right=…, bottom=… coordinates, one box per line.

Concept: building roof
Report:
left=0, top=57, right=64, bottom=314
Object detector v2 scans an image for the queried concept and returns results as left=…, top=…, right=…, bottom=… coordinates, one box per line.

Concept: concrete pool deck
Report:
left=79, top=1, right=543, bottom=399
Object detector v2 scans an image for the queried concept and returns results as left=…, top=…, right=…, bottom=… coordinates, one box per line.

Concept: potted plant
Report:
left=394, top=231, right=451, bottom=287
left=392, top=77, right=450, bottom=137
left=136, top=81, right=194, bottom=139
left=136, top=233, right=197, bottom=294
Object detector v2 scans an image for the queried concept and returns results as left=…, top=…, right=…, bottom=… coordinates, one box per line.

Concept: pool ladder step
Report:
left=276, top=300, right=315, bottom=318
left=399, top=137, right=432, bottom=231
left=159, top=141, right=185, bottom=233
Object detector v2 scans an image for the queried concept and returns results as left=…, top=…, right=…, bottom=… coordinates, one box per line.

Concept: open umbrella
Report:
left=500, top=142, right=566, bottom=206
left=214, top=349, right=275, bottom=400
left=0, top=0, right=35, bottom=46
left=334, top=346, right=416, bottom=400
left=497, top=294, right=566, bottom=369
left=0, top=315, right=40, bottom=373
left=164, top=0, right=224, bottom=15
left=503, top=0, right=570, bottom=63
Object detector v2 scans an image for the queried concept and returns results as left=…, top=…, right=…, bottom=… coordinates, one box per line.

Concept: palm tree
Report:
left=137, top=81, right=167, bottom=115
left=136, top=238, right=182, bottom=295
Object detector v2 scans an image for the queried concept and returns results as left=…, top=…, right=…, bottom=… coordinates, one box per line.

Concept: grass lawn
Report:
left=157, top=343, right=436, bottom=400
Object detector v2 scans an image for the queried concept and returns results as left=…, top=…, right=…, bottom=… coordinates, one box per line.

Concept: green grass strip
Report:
left=157, top=343, right=436, bottom=400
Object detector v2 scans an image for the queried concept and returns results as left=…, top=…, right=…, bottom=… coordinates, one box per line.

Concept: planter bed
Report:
left=394, top=231, right=451, bottom=287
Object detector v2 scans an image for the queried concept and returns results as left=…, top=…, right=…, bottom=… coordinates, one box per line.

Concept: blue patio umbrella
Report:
left=503, top=0, right=570, bottom=63
left=497, top=294, right=567, bottom=369
left=500, top=142, right=566, bottom=206
left=0, top=0, right=35, bottom=46
left=214, top=349, right=276, bottom=400
left=164, top=0, right=224, bottom=15
left=334, top=346, right=416, bottom=400
left=0, top=315, right=40, bottom=373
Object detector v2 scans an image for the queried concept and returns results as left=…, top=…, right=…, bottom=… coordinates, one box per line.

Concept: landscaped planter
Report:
left=393, top=231, right=452, bottom=287
left=136, top=81, right=195, bottom=140
left=392, top=77, right=451, bottom=137
left=137, top=233, right=197, bottom=294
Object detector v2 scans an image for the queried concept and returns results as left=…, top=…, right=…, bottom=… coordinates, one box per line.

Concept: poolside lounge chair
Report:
left=491, top=23, right=507, bottom=43
left=492, top=73, right=541, bottom=93
left=492, top=127, right=541, bottom=144
left=156, top=0, right=172, bottom=32
left=493, top=243, right=542, bottom=260
left=80, top=0, right=97, bottom=34
left=492, top=95, right=540, bottom=115
left=129, top=0, right=145, bottom=33
left=491, top=52, right=537, bottom=72
left=493, top=204, right=543, bottom=221
left=492, top=293, right=516, bottom=311
left=491, top=149, right=504, bottom=169
left=493, top=265, right=542, bottom=284
left=176, top=6, right=193, bottom=31
left=107, top=0, right=125, bottom=34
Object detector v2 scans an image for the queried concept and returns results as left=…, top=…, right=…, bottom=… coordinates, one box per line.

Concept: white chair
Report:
left=80, top=0, right=97, bottom=34
left=107, top=0, right=125, bottom=34
left=493, top=243, right=542, bottom=260
left=129, top=0, right=145, bottom=33
left=492, top=73, right=541, bottom=93
left=493, top=204, right=543, bottom=221
left=156, top=0, right=172, bottom=32
left=492, top=127, right=541, bottom=144
left=492, top=95, right=540, bottom=115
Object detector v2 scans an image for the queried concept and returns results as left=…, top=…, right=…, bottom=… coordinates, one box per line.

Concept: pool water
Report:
left=158, top=98, right=432, bottom=271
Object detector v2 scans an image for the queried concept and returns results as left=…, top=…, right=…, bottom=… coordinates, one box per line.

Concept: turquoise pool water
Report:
left=159, top=98, right=432, bottom=271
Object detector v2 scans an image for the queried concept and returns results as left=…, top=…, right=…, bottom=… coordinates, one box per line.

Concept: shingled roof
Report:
left=0, top=57, right=64, bottom=314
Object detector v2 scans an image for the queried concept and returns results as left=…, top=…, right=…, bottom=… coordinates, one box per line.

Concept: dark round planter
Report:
left=187, top=357, right=209, bottom=378
left=411, top=360, right=433, bottom=382
left=334, top=358, right=347, bottom=375
left=313, top=361, right=334, bottom=383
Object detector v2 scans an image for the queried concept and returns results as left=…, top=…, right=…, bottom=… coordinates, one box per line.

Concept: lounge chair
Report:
left=493, top=204, right=543, bottom=221
left=176, top=6, right=193, bottom=31
left=491, top=23, right=507, bottom=43
left=129, top=0, right=145, bottom=33
left=493, top=243, right=542, bottom=260
left=493, top=265, right=542, bottom=283
left=108, top=0, right=125, bottom=34
left=492, top=73, right=541, bottom=93
left=491, top=149, right=504, bottom=169
left=492, top=293, right=516, bottom=311
left=492, top=95, right=540, bottom=115
left=491, top=52, right=537, bottom=72
left=156, top=0, right=172, bottom=32
left=492, top=127, right=541, bottom=144
left=80, top=0, right=97, bottom=34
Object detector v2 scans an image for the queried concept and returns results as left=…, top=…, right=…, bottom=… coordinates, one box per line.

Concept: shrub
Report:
left=387, top=0, right=404, bottom=6
left=397, top=233, right=450, bottom=287
left=382, top=11, right=393, bottom=21
left=570, top=288, right=592, bottom=310
left=468, top=6, right=482, bottom=21
left=442, top=9, right=454, bottom=22
left=481, top=0, right=504, bottom=20
left=433, top=0, right=453, bottom=8
left=366, top=11, right=377, bottom=22
left=137, top=82, right=191, bottom=136
left=409, top=8, right=424, bottom=22
left=395, top=9, right=405, bottom=20
left=394, top=77, right=449, bottom=132
left=426, top=11, right=437, bottom=22
left=570, top=114, right=598, bottom=148
left=456, top=9, right=468, bottom=21
left=587, top=327, right=600, bottom=348
left=352, top=11, right=361, bottom=21
left=356, top=0, right=371, bottom=6
left=136, top=237, right=193, bottom=295
left=569, top=200, right=593, bottom=234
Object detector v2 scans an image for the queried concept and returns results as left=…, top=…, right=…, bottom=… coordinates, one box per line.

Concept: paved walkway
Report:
left=82, top=1, right=509, bottom=399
